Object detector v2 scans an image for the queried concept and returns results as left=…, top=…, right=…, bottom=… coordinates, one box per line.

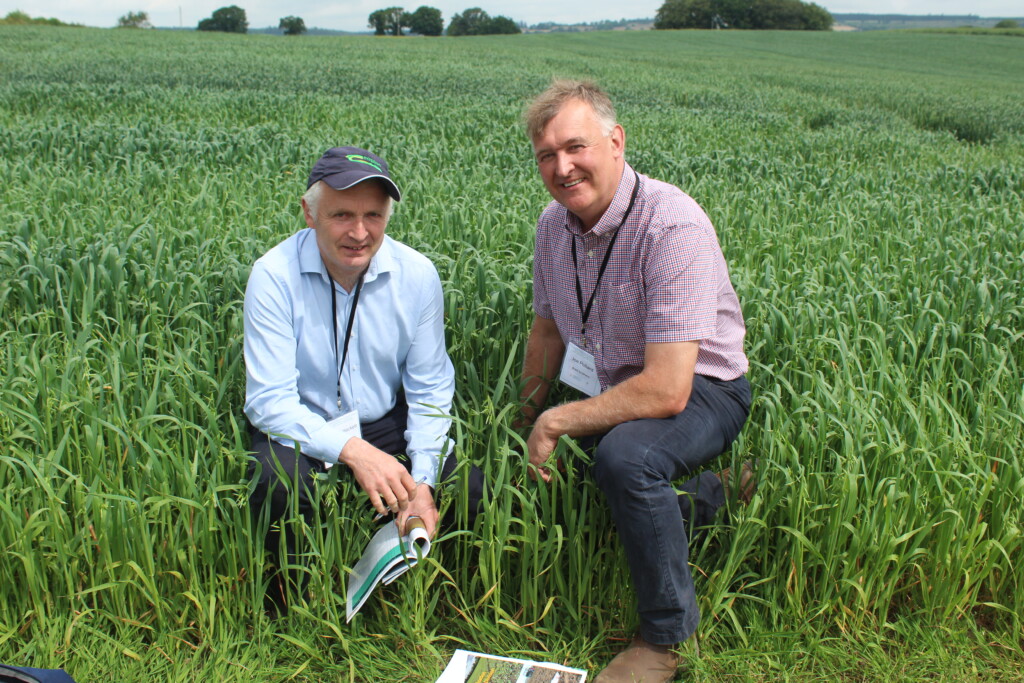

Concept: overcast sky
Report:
left=3, top=0, right=1019, bottom=32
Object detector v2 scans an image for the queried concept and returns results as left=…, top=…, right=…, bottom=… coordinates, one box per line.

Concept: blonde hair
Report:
left=524, top=79, right=617, bottom=141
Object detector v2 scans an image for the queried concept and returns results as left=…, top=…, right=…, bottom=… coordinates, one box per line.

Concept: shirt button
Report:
left=587, top=250, right=595, bottom=258
left=596, top=343, right=602, bottom=351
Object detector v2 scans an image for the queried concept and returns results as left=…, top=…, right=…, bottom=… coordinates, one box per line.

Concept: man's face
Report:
left=303, top=180, right=389, bottom=288
left=531, top=99, right=625, bottom=230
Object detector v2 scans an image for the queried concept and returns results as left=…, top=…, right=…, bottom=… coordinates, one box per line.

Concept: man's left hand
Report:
left=396, top=483, right=438, bottom=538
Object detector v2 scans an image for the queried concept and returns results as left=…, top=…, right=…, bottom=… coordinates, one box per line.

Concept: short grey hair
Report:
left=524, top=79, right=618, bottom=141
left=302, top=180, right=325, bottom=219
left=302, top=180, right=394, bottom=221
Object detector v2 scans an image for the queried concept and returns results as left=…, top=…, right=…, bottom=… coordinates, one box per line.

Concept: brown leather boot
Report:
left=719, top=459, right=757, bottom=505
left=593, top=636, right=679, bottom=682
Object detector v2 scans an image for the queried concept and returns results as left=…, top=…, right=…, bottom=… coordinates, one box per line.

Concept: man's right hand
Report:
left=339, top=438, right=418, bottom=516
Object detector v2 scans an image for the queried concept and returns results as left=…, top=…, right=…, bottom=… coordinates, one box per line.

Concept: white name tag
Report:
left=559, top=342, right=602, bottom=397
left=323, top=409, right=361, bottom=470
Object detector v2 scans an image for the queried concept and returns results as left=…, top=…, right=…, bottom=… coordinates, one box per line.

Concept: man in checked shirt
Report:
left=517, top=80, right=753, bottom=682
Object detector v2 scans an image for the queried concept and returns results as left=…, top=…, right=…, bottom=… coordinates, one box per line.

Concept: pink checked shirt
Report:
left=533, top=165, right=748, bottom=390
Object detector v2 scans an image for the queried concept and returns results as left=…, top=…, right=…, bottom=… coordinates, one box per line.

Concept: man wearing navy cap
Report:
left=243, top=147, right=480, bottom=608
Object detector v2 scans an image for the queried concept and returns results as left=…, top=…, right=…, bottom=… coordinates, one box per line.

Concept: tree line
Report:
left=129, top=3, right=523, bottom=37
left=1, top=10, right=80, bottom=26
left=105, top=0, right=835, bottom=35
left=655, top=0, right=833, bottom=30
left=368, top=6, right=521, bottom=36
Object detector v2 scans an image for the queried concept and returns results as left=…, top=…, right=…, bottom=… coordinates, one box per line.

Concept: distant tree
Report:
left=116, top=11, right=151, bottom=28
left=447, top=7, right=487, bottom=35
left=279, top=15, right=306, bottom=35
left=368, top=6, right=407, bottom=35
left=2, top=10, right=76, bottom=26
left=197, top=5, right=248, bottom=33
left=656, top=0, right=703, bottom=29
left=2, top=10, right=32, bottom=24
left=447, top=7, right=519, bottom=35
left=405, top=6, right=443, bottom=35
left=994, top=19, right=1019, bottom=28
left=445, top=10, right=464, bottom=34
left=486, top=15, right=521, bottom=34
left=368, top=8, right=387, bottom=34
left=797, top=2, right=833, bottom=30
left=655, top=0, right=831, bottom=30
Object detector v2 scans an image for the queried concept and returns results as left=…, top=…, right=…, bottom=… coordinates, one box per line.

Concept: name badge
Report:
left=323, top=409, right=361, bottom=470
left=559, top=342, right=602, bottom=397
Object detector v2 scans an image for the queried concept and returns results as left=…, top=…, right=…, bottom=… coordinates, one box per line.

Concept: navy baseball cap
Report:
left=306, top=146, right=401, bottom=201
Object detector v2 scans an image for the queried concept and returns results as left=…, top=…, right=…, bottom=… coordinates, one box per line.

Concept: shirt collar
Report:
left=565, top=163, right=638, bottom=237
left=298, top=228, right=397, bottom=285
left=367, top=236, right=396, bottom=283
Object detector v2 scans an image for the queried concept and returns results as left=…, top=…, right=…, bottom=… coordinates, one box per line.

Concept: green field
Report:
left=1, top=26, right=1022, bottom=681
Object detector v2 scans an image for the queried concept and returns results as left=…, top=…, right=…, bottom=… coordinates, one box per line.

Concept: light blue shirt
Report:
left=243, top=228, right=454, bottom=486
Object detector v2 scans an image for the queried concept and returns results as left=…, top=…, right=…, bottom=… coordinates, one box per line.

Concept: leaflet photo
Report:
left=435, top=650, right=587, bottom=683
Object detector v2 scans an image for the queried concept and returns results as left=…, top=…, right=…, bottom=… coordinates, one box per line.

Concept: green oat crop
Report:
left=1, top=25, right=1022, bottom=681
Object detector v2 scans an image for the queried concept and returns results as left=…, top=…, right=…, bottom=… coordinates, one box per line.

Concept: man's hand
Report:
left=339, top=437, right=417, bottom=516
left=520, top=341, right=700, bottom=484
left=526, top=410, right=561, bottom=482
left=397, top=483, right=438, bottom=538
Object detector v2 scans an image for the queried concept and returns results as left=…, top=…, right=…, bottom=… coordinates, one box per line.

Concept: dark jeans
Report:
left=248, top=397, right=484, bottom=606
left=590, top=374, right=751, bottom=645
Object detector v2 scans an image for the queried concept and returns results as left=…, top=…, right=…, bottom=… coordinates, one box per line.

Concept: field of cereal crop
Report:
left=1, top=25, right=1022, bottom=681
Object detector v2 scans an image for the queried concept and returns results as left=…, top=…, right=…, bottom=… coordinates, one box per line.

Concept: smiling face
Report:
left=303, top=180, right=390, bottom=291
left=531, top=98, right=626, bottom=231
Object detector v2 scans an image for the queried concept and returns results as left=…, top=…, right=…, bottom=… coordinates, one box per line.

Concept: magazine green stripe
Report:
left=352, top=547, right=407, bottom=607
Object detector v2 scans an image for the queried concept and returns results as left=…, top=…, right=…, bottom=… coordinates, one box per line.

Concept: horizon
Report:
left=2, top=1, right=1022, bottom=32
left=207, top=11, right=1021, bottom=31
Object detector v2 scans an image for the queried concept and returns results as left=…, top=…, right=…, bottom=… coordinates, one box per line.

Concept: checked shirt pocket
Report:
left=605, top=280, right=646, bottom=351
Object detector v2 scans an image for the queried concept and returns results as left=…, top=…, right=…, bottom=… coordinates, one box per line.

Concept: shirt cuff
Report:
left=306, top=420, right=356, bottom=464
left=410, top=453, right=443, bottom=488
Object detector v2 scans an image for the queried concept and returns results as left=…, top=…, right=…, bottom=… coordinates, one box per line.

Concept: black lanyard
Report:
left=570, top=170, right=640, bottom=349
left=330, top=273, right=364, bottom=410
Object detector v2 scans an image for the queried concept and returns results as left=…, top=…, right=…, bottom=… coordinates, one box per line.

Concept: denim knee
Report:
left=592, top=424, right=651, bottom=494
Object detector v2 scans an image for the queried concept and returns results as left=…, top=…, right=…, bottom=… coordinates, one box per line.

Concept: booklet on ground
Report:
left=435, top=649, right=588, bottom=683
left=346, top=516, right=431, bottom=622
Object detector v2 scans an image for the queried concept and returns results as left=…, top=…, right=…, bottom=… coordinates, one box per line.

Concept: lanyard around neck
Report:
left=570, top=170, right=640, bottom=348
left=330, top=273, right=365, bottom=410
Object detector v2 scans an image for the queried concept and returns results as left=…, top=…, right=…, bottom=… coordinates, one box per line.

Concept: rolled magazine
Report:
left=346, top=517, right=430, bottom=622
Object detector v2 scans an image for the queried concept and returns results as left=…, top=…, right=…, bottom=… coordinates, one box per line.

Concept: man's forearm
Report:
left=537, top=374, right=681, bottom=438
left=404, top=393, right=454, bottom=486
left=535, top=341, right=698, bottom=439
left=519, top=316, right=565, bottom=424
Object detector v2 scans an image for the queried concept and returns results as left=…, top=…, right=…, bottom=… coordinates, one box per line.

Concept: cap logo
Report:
left=346, top=154, right=384, bottom=173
